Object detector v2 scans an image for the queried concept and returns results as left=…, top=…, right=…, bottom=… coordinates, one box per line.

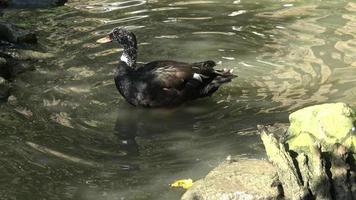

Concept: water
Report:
left=1, top=0, right=355, bottom=199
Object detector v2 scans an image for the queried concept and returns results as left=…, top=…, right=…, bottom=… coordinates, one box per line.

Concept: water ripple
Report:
left=2, top=1, right=356, bottom=199
left=72, top=0, right=146, bottom=13
left=192, top=31, right=236, bottom=36
left=100, top=15, right=149, bottom=25
left=169, top=1, right=216, bottom=6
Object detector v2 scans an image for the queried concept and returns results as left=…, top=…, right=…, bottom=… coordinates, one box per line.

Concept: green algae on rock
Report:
left=287, top=103, right=356, bottom=154
left=259, top=103, right=356, bottom=199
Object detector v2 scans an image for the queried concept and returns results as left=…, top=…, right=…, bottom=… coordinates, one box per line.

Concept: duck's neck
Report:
left=120, top=44, right=137, bottom=68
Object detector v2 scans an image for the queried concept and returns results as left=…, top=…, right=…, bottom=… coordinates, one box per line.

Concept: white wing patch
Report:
left=193, top=73, right=203, bottom=82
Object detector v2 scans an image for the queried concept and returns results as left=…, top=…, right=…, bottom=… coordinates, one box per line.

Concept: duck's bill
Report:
left=96, top=36, right=112, bottom=44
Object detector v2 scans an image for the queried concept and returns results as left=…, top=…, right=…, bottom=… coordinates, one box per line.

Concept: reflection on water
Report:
left=1, top=0, right=356, bottom=199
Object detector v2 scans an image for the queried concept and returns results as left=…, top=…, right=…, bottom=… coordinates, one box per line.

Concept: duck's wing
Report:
left=136, top=61, right=190, bottom=89
left=142, top=60, right=222, bottom=88
left=139, top=60, right=236, bottom=100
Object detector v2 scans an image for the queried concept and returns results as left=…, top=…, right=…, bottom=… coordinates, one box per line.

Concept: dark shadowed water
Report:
left=1, top=0, right=356, bottom=199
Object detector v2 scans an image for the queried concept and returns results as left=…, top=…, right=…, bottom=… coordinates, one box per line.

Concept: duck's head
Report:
left=97, top=27, right=138, bottom=67
left=98, top=27, right=137, bottom=49
left=110, top=28, right=136, bottom=47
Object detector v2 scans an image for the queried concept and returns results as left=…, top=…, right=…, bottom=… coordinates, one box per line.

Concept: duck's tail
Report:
left=191, top=60, right=237, bottom=97
left=214, top=68, right=237, bottom=81
left=201, top=65, right=237, bottom=97
left=200, top=75, right=235, bottom=97
left=193, top=60, right=236, bottom=78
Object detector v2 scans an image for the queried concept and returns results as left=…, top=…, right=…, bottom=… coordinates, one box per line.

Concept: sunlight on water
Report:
left=1, top=0, right=356, bottom=199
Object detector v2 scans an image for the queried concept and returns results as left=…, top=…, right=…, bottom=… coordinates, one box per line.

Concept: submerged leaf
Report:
left=170, top=179, right=193, bottom=189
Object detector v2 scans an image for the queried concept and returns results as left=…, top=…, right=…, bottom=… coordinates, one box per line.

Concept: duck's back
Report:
left=115, top=60, right=235, bottom=107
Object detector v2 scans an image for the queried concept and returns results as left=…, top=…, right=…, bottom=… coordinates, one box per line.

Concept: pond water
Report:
left=1, top=0, right=355, bottom=199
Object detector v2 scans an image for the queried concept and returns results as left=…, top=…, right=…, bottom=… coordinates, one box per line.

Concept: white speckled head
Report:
left=109, top=27, right=137, bottom=67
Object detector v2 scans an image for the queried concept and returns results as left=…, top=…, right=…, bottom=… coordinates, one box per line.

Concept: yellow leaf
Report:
left=170, top=179, right=193, bottom=189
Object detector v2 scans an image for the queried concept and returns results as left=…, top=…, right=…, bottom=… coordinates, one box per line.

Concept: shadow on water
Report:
left=112, top=99, right=289, bottom=157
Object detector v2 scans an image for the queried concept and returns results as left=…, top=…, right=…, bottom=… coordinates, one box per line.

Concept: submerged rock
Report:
left=0, top=55, right=35, bottom=79
left=0, top=21, right=37, bottom=44
left=0, top=0, right=8, bottom=8
left=181, top=159, right=280, bottom=200
left=0, top=56, right=6, bottom=66
left=7, top=95, right=17, bottom=105
left=0, top=56, right=8, bottom=78
left=0, top=76, right=10, bottom=100
left=0, top=22, right=50, bottom=79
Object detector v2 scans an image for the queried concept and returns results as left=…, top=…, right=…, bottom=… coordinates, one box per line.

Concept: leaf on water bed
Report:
left=170, top=179, right=193, bottom=189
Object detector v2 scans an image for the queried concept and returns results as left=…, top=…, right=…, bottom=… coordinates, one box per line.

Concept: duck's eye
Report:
left=108, top=33, right=114, bottom=40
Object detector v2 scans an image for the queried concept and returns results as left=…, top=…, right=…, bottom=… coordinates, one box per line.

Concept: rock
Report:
left=0, top=1, right=9, bottom=8
left=260, top=126, right=315, bottom=199
left=0, top=76, right=10, bottom=100
left=287, top=103, right=356, bottom=156
left=0, top=56, right=12, bottom=79
left=181, top=159, right=281, bottom=200
left=0, top=76, right=6, bottom=84
left=9, top=60, right=34, bottom=76
left=7, top=95, right=17, bottom=105
left=259, top=103, right=356, bottom=200
left=0, top=56, right=8, bottom=78
left=0, top=21, right=37, bottom=43
left=0, top=22, right=47, bottom=80
left=0, top=56, right=6, bottom=66
left=0, top=56, right=35, bottom=78
left=2, top=0, right=67, bottom=8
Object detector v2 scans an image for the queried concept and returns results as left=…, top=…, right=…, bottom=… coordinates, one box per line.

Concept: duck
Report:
left=97, top=27, right=237, bottom=107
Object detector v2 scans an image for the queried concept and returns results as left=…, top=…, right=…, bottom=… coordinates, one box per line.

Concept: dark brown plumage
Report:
left=103, top=27, right=237, bottom=107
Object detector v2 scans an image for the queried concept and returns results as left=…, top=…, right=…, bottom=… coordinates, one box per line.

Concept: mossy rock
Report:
left=287, top=103, right=356, bottom=157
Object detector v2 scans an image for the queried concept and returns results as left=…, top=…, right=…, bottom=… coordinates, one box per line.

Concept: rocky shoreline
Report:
left=182, top=103, right=356, bottom=200
left=0, top=0, right=68, bottom=101
left=0, top=20, right=56, bottom=101
left=0, top=21, right=36, bottom=101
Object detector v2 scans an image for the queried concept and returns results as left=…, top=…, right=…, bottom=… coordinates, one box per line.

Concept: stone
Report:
left=181, top=159, right=280, bottom=200
left=0, top=21, right=37, bottom=43
left=259, top=102, right=356, bottom=200
left=0, top=76, right=5, bottom=85
left=0, top=76, right=10, bottom=100
left=0, top=56, right=8, bottom=78
left=287, top=103, right=356, bottom=155
left=0, top=0, right=9, bottom=8
left=0, top=56, right=35, bottom=78
left=7, top=95, right=17, bottom=105
left=0, top=56, right=6, bottom=66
